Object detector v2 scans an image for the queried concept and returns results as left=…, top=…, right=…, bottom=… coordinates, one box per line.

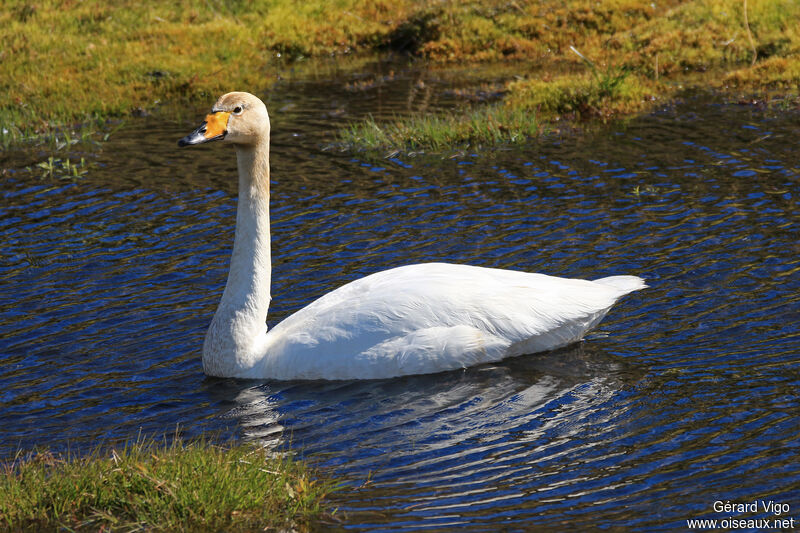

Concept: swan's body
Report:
left=179, top=92, right=645, bottom=381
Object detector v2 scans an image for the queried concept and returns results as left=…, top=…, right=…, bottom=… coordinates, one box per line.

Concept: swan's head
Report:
left=178, top=91, right=270, bottom=147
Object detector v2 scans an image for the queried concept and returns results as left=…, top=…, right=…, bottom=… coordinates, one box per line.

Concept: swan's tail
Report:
left=593, top=275, right=647, bottom=295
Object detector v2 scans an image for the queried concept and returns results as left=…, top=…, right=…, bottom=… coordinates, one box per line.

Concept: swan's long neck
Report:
left=203, top=138, right=272, bottom=376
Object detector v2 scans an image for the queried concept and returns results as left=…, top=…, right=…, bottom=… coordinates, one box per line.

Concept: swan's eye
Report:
left=233, top=106, right=243, bottom=115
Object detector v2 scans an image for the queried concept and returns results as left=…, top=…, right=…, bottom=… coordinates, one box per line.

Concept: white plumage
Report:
left=179, top=92, right=645, bottom=381
left=258, top=264, right=644, bottom=380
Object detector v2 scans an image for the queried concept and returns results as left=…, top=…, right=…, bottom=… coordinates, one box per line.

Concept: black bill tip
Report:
left=178, top=122, right=225, bottom=147
left=178, top=123, right=207, bottom=147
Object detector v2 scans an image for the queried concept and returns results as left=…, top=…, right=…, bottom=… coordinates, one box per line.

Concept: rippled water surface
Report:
left=2, top=66, right=799, bottom=530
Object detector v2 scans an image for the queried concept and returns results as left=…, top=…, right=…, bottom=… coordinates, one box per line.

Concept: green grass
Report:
left=0, top=435, right=337, bottom=532
left=340, top=0, right=800, bottom=152
left=506, top=64, right=653, bottom=119
left=2, top=0, right=799, bottom=150
left=33, top=155, right=91, bottom=180
left=0, top=0, right=418, bottom=143
left=340, top=104, right=543, bottom=152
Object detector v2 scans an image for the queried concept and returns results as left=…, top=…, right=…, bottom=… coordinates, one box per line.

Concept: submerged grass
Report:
left=0, top=436, right=336, bottom=532
left=340, top=105, right=543, bottom=151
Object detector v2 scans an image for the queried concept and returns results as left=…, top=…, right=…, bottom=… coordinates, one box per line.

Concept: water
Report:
left=1, top=66, right=799, bottom=530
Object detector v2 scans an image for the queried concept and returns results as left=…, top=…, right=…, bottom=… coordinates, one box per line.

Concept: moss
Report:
left=342, top=0, right=800, bottom=151
left=2, top=0, right=800, bottom=148
left=723, top=56, right=800, bottom=89
left=0, top=0, right=413, bottom=141
left=386, top=8, right=443, bottom=54
left=507, top=69, right=655, bottom=119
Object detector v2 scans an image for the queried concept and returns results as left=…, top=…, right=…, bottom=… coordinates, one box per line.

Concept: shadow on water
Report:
left=1, top=62, right=799, bottom=530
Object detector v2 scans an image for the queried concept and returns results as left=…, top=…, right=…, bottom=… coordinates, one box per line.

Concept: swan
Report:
left=178, top=91, right=645, bottom=380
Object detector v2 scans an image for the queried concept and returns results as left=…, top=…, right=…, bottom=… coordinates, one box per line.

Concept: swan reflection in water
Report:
left=215, top=343, right=641, bottom=491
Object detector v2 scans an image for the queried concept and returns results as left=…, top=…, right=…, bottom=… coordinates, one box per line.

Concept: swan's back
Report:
left=255, top=263, right=644, bottom=380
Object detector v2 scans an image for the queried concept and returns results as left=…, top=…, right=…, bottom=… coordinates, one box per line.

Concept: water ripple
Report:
left=1, top=79, right=799, bottom=530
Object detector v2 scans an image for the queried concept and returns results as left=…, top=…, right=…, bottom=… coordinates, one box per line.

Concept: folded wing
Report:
left=258, top=263, right=644, bottom=379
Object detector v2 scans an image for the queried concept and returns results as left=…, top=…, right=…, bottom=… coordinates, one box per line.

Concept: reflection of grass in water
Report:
left=0, top=435, right=336, bottom=532
left=340, top=104, right=543, bottom=152
left=1, top=114, right=127, bottom=153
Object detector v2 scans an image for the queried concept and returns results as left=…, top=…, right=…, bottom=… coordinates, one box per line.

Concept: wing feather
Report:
left=257, top=263, right=642, bottom=379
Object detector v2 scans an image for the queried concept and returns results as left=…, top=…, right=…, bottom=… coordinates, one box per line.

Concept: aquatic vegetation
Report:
left=340, top=104, right=544, bottom=152
left=0, top=436, right=336, bottom=532
left=34, top=156, right=89, bottom=180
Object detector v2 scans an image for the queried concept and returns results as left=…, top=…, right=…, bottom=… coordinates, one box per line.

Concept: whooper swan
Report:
left=178, top=91, right=646, bottom=380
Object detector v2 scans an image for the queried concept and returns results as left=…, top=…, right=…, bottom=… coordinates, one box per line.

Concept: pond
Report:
left=1, top=62, right=798, bottom=530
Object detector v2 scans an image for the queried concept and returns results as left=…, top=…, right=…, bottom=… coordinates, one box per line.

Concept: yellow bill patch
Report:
left=204, top=111, right=230, bottom=139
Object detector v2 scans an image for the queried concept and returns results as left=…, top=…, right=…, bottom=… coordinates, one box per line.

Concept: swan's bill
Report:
left=178, top=111, right=230, bottom=146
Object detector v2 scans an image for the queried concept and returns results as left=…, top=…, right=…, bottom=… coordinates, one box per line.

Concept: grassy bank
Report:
left=341, top=0, right=800, bottom=150
left=0, top=436, right=336, bottom=531
left=2, top=0, right=799, bottom=148
left=0, top=0, right=414, bottom=141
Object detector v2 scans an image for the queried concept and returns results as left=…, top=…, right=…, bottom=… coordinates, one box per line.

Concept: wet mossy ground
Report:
left=340, top=0, right=800, bottom=150
left=2, top=0, right=798, bottom=148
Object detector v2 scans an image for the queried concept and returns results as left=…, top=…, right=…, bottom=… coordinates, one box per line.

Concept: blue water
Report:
left=1, top=71, right=799, bottom=530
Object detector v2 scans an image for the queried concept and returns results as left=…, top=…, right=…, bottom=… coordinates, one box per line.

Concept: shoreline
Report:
left=2, top=0, right=798, bottom=151
left=0, top=434, right=337, bottom=531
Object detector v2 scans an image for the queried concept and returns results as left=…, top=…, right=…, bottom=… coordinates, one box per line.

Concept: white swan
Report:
left=178, top=91, right=645, bottom=380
